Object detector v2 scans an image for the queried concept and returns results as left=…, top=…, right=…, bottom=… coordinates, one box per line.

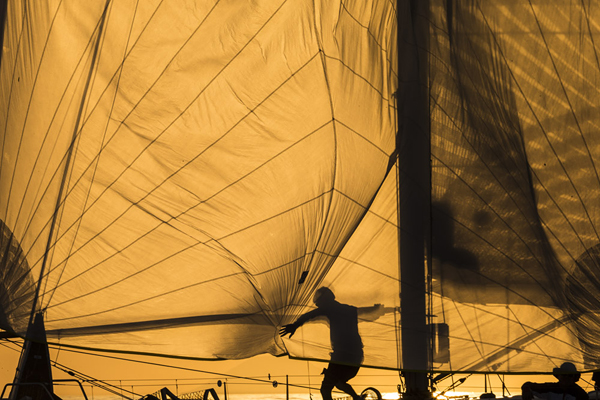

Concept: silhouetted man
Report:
left=521, top=362, right=589, bottom=400
left=279, top=287, right=384, bottom=400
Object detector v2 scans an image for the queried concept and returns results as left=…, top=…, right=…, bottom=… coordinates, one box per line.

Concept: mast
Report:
left=398, top=0, right=431, bottom=398
left=9, top=314, right=55, bottom=400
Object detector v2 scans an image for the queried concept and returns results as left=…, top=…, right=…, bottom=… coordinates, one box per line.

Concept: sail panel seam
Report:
left=44, top=0, right=142, bottom=309
left=527, top=0, right=600, bottom=242
left=14, top=50, right=323, bottom=293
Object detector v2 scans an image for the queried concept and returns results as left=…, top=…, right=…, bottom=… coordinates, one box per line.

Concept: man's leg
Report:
left=327, top=364, right=362, bottom=400
left=335, top=381, right=361, bottom=400
left=320, top=380, right=335, bottom=400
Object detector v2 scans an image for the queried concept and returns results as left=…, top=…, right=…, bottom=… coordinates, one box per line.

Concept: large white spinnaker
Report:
left=0, top=0, right=397, bottom=365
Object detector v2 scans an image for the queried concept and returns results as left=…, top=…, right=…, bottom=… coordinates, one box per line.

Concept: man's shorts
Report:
left=322, top=363, right=360, bottom=385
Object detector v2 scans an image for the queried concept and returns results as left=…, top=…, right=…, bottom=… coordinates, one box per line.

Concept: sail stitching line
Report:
left=46, top=268, right=248, bottom=321
left=34, top=112, right=331, bottom=298
left=528, top=0, right=600, bottom=242
left=431, top=153, right=563, bottom=285
left=290, top=0, right=340, bottom=313
left=15, top=37, right=321, bottom=291
left=0, top=1, right=29, bottom=180
left=2, top=0, right=67, bottom=220
left=39, top=1, right=116, bottom=311
left=477, top=5, right=600, bottom=272
left=0, top=1, right=68, bottom=268
left=430, top=95, right=552, bottom=261
left=17, top=0, right=394, bottom=294
left=38, top=0, right=166, bottom=139
left=334, top=256, right=398, bottom=281
left=449, top=10, right=537, bottom=190
left=40, top=186, right=333, bottom=304
left=14, top=0, right=170, bottom=241
left=9, top=0, right=210, bottom=249
left=426, top=174, right=575, bottom=327
left=7, top=6, right=122, bottom=240
left=14, top=0, right=297, bottom=261
left=44, top=0, right=142, bottom=309
left=5, top=1, right=160, bottom=286
left=43, top=214, right=413, bottom=324
left=322, top=54, right=393, bottom=101
left=41, top=0, right=117, bottom=308
left=450, top=300, right=488, bottom=371
left=32, top=0, right=113, bottom=323
left=1, top=0, right=188, bottom=272
left=338, top=0, right=398, bottom=73
left=35, top=123, right=334, bottom=301
left=332, top=118, right=392, bottom=156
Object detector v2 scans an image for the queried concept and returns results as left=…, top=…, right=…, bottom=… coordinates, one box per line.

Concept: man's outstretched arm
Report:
left=357, top=304, right=391, bottom=321
left=279, top=308, right=322, bottom=338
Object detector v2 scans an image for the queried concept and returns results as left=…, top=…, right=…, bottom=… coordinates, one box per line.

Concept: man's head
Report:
left=313, top=287, right=335, bottom=307
left=552, top=362, right=580, bottom=384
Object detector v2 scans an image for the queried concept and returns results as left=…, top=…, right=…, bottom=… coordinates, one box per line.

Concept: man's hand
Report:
left=279, top=323, right=298, bottom=338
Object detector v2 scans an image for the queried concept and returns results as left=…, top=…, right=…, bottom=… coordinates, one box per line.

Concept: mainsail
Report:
left=1, top=0, right=600, bottom=378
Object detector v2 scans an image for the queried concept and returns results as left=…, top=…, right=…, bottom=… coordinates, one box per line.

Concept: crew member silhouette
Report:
left=521, top=362, right=589, bottom=400
left=279, top=287, right=384, bottom=400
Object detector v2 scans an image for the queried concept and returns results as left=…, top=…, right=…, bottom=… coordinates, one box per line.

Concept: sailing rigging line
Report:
left=2, top=0, right=173, bottom=274
left=527, top=0, right=600, bottom=242
left=12, top=0, right=394, bottom=318
left=0, top=0, right=27, bottom=181
left=39, top=0, right=115, bottom=311
left=428, top=52, right=575, bottom=278
left=447, top=46, right=537, bottom=196
left=505, top=306, right=554, bottom=366
left=46, top=344, right=324, bottom=394
left=449, top=300, right=489, bottom=372
left=8, top=0, right=169, bottom=240
left=429, top=154, right=565, bottom=300
left=28, top=49, right=324, bottom=300
left=6, top=6, right=112, bottom=244
left=44, top=0, right=142, bottom=309
left=433, top=145, right=600, bottom=336
left=2, top=0, right=65, bottom=218
left=434, top=83, right=583, bottom=290
left=478, top=4, right=600, bottom=258
left=52, top=360, right=138, bottom=400
left=431, top=292, right=581, bottom=354
left=29, top=0, right=111, bottom=328
left=22, top=0, right=398, bottom=294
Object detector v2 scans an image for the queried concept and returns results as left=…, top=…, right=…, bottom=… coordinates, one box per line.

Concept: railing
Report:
left=1, top=379, right=89, bottom=400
